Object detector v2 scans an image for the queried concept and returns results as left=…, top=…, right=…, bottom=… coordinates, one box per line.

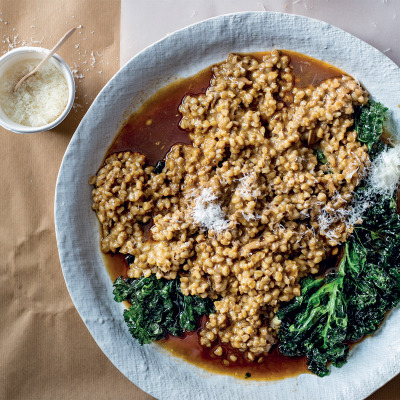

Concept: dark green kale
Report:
left=125, top=254, right=135, bottom=265
left=113, top=275, right=214, bottom=345
left=346, top=196, right=400, bottom=341
left=153, top=160, right=166, bottom=174
left=314, top=149, right=328, bottom=165
left=278, top=100, right=399, bottom=377
left=277, top=263, right=349, bottom=377
left=355, top=100, right=388, bottom=157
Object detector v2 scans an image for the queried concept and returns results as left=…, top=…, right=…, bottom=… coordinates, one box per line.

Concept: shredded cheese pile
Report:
left=192, top=188, right=229, bottom=232
left=369, top=145, right=400, bottom=195
left=0, top=58, right=68, bottom=127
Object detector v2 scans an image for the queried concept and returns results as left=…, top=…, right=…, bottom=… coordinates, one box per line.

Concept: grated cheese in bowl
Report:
left=0, top=59, right=68, bottom=127
left=0, top=47, right=75, bottom=133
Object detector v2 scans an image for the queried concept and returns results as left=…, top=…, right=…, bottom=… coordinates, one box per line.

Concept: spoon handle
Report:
left=14, top=27, right=77, bottom=92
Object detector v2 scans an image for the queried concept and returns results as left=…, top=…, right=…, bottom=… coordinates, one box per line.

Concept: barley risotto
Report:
left=90, top=50, right=374, bottom=376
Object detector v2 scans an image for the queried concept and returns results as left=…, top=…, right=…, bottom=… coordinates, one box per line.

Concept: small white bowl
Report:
left=0, top=47, right=75, bottom=134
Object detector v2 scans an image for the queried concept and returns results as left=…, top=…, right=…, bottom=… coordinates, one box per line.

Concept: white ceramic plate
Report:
left=55, top=12, right=400, bottom=400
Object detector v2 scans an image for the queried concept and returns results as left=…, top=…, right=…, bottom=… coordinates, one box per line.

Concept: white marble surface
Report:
left=57, top=11, right=400, bottom=400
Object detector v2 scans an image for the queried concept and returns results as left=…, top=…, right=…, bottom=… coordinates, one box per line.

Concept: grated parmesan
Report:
left=192, top=188, right=229, bottom=232
left=369, top=145, right=400, bottom=196
left=0, top=59, right=69, bottom=127
left=236, top=173, right=261, bottom=198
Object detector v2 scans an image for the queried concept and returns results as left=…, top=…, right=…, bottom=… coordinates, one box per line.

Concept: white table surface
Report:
left=121, top=0, right=400, bottom=68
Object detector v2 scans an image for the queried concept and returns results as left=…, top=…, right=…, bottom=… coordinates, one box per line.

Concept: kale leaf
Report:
left=153, top=160, right=166, bottom=175
left=314, top=149, right=328, bottom=165
left=355, top=100, right=388, bottom=155
left=277, top=265, right=348, bottom=377
left=113, top=275, right=214, bottom=345
left=346, top=196, right=400, bottom=341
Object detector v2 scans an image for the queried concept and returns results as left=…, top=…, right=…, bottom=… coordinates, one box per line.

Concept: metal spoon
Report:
left=14, top=27, right=77, bottom=92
